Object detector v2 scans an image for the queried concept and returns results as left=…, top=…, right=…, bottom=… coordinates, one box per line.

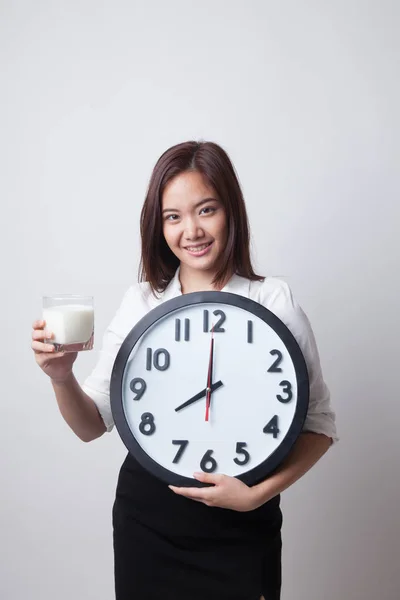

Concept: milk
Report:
left=43, top=304, right=94, bottom=345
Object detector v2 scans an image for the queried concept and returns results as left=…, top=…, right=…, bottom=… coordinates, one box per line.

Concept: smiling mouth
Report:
left=184, top=241, right=213, bottom=253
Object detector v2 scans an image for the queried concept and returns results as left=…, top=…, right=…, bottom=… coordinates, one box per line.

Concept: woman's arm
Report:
left=51, top=374, right=106, bottom=442
left=252, top=432, right=332, bottom=506
left=32, top=319, right=107, bottom=442
left=169, top=432, right=332, bottom=511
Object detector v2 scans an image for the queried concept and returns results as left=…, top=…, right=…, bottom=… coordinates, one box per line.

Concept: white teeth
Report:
left=186, top=243, right=211, bottom=252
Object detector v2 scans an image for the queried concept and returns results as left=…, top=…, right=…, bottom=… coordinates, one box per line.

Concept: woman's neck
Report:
left=178, top=265, right=232, bottom=294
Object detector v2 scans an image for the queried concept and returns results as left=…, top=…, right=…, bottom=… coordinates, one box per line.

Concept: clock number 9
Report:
left=139, top=412, right=156, bottom=436
left=200, top=449, right=217, bottom=473
left=130, top=377, right=147, bottom=400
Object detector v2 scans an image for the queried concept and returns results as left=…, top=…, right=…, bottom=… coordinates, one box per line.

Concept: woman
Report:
left=32, top=140, right=337, bottom=600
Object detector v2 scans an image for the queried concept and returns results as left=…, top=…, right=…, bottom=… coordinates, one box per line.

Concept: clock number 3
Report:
left=277, top=380, right=293, bottom=403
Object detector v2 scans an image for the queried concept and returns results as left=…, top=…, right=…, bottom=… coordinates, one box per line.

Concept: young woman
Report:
left=32, top=141, right=337, bottom=600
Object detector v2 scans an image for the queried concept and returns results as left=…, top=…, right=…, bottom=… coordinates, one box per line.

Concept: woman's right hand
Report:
left=31, top=320, right=78, bottom=383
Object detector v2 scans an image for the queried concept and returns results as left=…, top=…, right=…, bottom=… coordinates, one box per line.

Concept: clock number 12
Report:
left=203, top=309, right=226, bottom=333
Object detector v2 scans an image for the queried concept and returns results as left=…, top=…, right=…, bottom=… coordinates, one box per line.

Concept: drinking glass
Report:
left=42, top=295, right=94, bottom=352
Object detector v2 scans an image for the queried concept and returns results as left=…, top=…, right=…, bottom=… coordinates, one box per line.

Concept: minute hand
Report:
left=175, top=380, right=223, bottom=412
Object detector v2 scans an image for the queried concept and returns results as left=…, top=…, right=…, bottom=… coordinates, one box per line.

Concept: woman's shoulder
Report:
left=120, top=280, right=161, bottom=310
left=249, top=275, right=296, bottom=311
left=109, top=280, right=158, bottom=330
left=249, top=276, right=319, bottom=352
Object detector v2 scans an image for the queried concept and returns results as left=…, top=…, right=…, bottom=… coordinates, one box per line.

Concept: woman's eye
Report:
left=166, top=214, right=179, bottom=221
left=200, top=206, right=215, bottom=215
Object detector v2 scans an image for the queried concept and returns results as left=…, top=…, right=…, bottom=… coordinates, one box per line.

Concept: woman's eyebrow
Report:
left=162, top=197, right=218, bottom=214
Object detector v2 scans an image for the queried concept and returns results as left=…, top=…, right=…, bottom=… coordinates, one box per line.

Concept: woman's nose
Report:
left=183, top=219, right=204, bottom=240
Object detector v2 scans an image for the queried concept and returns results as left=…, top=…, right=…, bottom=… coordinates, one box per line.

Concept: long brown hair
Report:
left=139, top=140, right=263, bottom=294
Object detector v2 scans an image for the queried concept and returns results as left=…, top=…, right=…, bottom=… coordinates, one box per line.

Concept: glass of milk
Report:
left=42, top=295, right=94, bottom=352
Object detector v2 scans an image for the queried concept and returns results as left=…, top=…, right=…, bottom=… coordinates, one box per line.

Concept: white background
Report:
left=1, top=1, right=399, bottom=599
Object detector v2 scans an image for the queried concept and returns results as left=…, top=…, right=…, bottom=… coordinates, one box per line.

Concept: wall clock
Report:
left=110, top=291, right=309, bottom=487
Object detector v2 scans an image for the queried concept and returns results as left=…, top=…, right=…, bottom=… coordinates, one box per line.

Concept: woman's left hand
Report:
left=169, top=472, right=265, bottom=512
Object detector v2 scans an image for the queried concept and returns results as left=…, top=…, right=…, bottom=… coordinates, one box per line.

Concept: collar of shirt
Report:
left=161, top=266, right=251, bottom=303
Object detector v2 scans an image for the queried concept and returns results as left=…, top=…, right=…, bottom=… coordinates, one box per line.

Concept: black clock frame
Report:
left=110, top=291, right=309, bottom=487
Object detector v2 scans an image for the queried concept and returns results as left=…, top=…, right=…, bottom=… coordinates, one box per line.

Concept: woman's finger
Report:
left=32, top=329, right=52, bottom=341
left=168, top=485, right=212, bottom=502
left=193, top=472, right=223, bottom=485
left=31, top=340, right=56, bottom=353
left=32, top=319, right=45, bottom=329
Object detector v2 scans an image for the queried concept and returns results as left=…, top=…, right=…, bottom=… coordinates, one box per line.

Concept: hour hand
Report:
left=175, top=380, right=223, bottom=412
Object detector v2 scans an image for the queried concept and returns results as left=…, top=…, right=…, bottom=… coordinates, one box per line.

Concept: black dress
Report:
left=112, top=453, right=282, bottom=600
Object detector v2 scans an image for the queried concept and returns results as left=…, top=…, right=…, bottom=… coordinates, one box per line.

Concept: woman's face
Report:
left=162, top=170, right=228, bottom=277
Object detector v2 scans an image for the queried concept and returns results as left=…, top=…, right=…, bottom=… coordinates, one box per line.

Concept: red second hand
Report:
left=205, top=325, right=214, bottom=421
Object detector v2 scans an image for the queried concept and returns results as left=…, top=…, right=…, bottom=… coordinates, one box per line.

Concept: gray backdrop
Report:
left=1, top=1, right=399, bottom=599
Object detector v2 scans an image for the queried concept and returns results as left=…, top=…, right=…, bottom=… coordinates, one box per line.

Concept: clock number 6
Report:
left=200, top=449, right=217, bottom=473
left=139, top=412, right=156, bottom=436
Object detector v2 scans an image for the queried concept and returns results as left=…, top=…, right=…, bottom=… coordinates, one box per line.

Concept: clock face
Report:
left=110, top=291, right=309, bottom=487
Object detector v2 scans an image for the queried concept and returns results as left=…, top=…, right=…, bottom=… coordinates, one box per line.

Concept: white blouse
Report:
left=82, top=268, right=338, bottom=443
